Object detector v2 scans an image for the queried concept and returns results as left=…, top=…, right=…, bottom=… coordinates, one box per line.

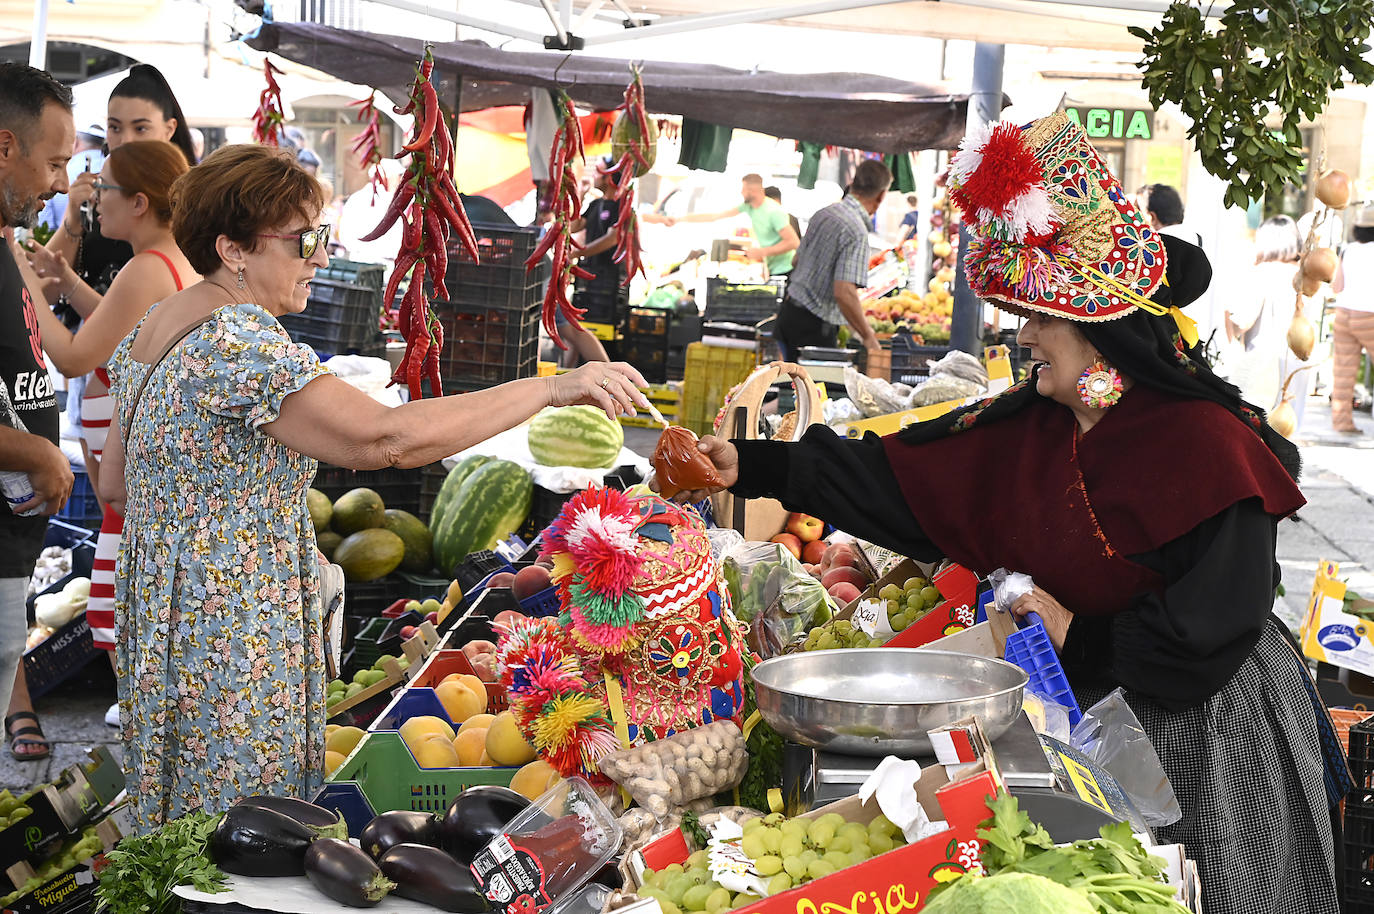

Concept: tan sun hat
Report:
left=1353, top=201, right=1374, bottom=228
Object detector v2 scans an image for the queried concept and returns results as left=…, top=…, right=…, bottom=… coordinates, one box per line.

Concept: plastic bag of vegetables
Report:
left=721, top=542, right=834, bottom=658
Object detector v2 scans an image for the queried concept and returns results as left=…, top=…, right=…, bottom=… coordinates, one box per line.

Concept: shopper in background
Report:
left=37, top=125, right=104, bottom=236
left=1329, top=203, right=1374, bottom=434
left=1140, top=183, right=1202, bottom=247
left=763, top=186, right=803, bottom=249
left=773, top=159, right=888, bottom=360
left=0, top=63, right=76, bottom=761
left=666, top=173, right=799, bottom=277
left=896, top=193, right=920, bottom=245
left=97, top=144, right=648, bottom=831
left=15, top=140, right=195, bottom=737
left=1225, top=216, right=1310, bottom=426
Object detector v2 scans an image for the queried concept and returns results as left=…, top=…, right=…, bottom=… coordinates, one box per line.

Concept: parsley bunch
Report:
left=933, top=794, right=1192, bottom=913
left=95, top=810, right=228, bottom=914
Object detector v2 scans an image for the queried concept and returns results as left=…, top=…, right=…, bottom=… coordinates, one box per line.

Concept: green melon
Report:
left=429, top=455, right=491, bottom=536
left=611, top=109, right=658, bottom=178
left=307, top=488, right=332, bottom=533
left=527, top=405, right=624, bottom=469
left=332, top=487, right=386, bottom=535
left=334, top=528, right=406, bottom=582
left=432, top=459, right=532, bottom=575
left=383, top=508, right=433, bottom=574
left=316, top=530, right=344, bottom=560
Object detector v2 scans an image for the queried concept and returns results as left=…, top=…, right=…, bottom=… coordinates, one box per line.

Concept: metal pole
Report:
left=950, top=42, right=1004, bottom=356
left=28, top=0, right=49, bottom=70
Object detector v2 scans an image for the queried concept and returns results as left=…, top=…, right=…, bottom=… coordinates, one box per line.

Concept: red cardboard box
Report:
left=838, top=560, right=980, bottom=649
left=624, top=765, right=1000, bottom=914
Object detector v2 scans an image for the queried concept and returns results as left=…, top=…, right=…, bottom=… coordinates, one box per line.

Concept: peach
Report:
left=802, top=540, right=827, bottom=565
left=821, top=566, right=868, bottom=590
left=828, top=582, right=862, bottom=604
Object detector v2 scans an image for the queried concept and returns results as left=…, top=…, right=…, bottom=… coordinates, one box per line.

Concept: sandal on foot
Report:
left=4, top=712, right=50, bottom=761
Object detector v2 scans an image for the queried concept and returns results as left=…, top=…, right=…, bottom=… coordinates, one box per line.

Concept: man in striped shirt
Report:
left=775, top=160, right=889, bottom=359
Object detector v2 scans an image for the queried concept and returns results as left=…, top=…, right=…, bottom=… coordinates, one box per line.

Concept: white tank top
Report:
left=1338, top=242, right=1374, bottom=314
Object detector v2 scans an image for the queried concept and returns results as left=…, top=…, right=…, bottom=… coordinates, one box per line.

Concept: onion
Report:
left=1301, top=248, right=1339, bottom=284
left=1293, top=271, right=1323, bottom=297
left=1316, top=169, right=1352, bottom=209
left=1288, top=309, right=1316, bottom=360
left=1269, top=397, right=1297, bottom=438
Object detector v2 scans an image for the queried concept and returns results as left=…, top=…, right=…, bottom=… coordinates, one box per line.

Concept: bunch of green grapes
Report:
left=801, top=618, right=886, bottom=651
left=878, top=577, right=943, bottom=632
left=640, top=812, right=906, bottom=913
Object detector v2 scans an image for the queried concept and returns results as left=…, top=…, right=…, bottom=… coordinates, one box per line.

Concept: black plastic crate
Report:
left=704, top=278, right=783, bottom=325
left=418, top=463, right=450, bottom=521
left=23, top=611, right=100, bottom=700
left=311, top=464, right=432, bottom=517
left=889, top=333, right=950, bottom=385
left=342, top=574, right=402, bottom=618
left=572, top=284, right=628, bottom=326
left=1345, top=787, right=1374, bottom=906
left=431, top=298, right=540, bottom=389
left=445, top=225, right=546, bottom=297
left=518, top=485, right=575, bottom=541
left=317, top=257, right=385, bottom=292
left=621, top=335, right=669, bottom=385
left=626, top=308, right=670, bottom=337
left=453, top=550, right=512, bottom=594
left=54, top=470, right=101, bottom=533
left=280, top=278, right=382, bottom=352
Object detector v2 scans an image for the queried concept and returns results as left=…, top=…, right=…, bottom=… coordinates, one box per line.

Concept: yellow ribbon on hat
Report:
left=1069, top=261, right=1199, bottom=347
left=603, top=672, right=634, bottom=808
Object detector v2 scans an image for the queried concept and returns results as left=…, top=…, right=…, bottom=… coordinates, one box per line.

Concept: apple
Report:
left=513, top=565, right=553, bottom=601
left=425, top=611, right=439, bottom=625
left=821, top=566, right=868, bottom=590
left=828, top=582, right=862, bottom=604
left=786, top=513, right=825, bottom=544
left=801, top=539, right=827, bottom=565
left=399, top=625, right=418, bottom=640
left=486, top=572, right=516, bottom=590
left=770, top=533, right=802, bottom=560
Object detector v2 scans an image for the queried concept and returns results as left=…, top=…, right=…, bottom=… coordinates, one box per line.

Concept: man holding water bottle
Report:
left=0, top=63, right=77, bottom=727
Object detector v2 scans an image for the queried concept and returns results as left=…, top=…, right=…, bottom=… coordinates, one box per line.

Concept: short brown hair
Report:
left=850, top=160, right=892, bottom=199
left=170, top=144, right=325, bottom=276
left=106, top=140, right=188, bottom=226
left=742, top=173, right=763, bottom=186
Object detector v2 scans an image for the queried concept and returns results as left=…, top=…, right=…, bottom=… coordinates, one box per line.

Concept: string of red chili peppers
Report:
left=525, top=91, right=592, bottom=350
left=600, top=67, right=652, bottom=286
left=252, top=59, right=286, bottom=146
left=363, top=47, right=480, bottom=400
left=349, top=92, right=388, bottom=204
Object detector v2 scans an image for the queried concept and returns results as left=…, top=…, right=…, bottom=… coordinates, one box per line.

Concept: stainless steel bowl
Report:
left=751, top=649, right=1029, bottom=757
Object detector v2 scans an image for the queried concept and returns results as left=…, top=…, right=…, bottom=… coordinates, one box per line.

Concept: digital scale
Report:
left=781, top=711, right=1148, bottom=842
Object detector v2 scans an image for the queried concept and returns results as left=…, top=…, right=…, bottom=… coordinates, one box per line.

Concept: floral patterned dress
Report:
left=109, top=302, right=331, bottom=833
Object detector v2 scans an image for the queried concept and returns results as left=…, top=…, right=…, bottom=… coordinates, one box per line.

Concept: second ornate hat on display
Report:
left=948, top=110, right=1169, bottom=323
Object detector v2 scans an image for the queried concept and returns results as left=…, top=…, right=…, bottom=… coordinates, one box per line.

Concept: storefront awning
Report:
left=248, top=22, right=1002, bottom=152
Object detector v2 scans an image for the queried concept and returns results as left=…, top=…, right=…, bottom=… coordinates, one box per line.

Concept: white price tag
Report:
left=851, top=599, right=896, bottom=637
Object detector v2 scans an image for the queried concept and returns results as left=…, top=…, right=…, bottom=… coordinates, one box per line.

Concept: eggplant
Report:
left=379, top=843, right=493, bottom=913
left=440, top=785, right=530, bottom=865
left=304, top=837, right=396, bottom=908
left=235, top=795, right=348, bottom=840
left=359, top=809, right=442, bottom=860
left=210, top=804, right=316, bottom=876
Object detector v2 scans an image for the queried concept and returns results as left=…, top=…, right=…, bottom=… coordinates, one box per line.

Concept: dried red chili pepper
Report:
left=370, top=45, right=480, bottom=399
left=529, top=94, right=590, bottom=350
left=597, top=66, right=651, bottom=288
left=251, top=59, right=286, bottom=146
left=349, top=92, right=388, bottom=204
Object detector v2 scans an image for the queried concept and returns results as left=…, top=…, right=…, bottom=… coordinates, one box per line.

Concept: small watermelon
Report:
left=527, top=406, right=624, bottom=469
left=432, top=460, right=532, bottom=575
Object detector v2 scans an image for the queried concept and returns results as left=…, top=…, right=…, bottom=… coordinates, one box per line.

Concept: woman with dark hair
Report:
left=665, top=113, right=1344, bottom=914
left=1329, top=204, right=1374, bottom=433
left=97, top=145, right=647, bottom=832
left=1225, top=215, right=1309, bottom=426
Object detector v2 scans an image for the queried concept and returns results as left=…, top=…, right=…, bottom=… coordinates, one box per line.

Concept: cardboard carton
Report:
left=841, top=348, right=1013, bottom=438
left=1300, top=559, right=1374, bottom=679
left=836, top=559, right=980, bottom=649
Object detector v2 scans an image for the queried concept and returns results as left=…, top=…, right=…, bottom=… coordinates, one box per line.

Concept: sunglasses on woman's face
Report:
left=257, top=224, right=331, bottom=259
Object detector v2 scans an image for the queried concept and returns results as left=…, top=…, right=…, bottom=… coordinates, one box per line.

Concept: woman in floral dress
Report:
left=99, top=145, right=649, bottom=832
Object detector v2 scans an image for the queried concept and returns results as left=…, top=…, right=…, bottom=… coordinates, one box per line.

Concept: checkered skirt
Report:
left=1077, top=617, right=1339, bottom=914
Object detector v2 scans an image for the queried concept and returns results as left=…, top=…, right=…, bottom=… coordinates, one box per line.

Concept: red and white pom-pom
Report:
left=948, top=121, right=1058, bottom=243
left=541, top=487, right=643, bottom=596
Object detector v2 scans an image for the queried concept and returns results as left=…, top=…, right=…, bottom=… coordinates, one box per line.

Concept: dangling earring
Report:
left=236, top=268, right=246, bottom=290
left=1077, top=356, right=1123, bottom=408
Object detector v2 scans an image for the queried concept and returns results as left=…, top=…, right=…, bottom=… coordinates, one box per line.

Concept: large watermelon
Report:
left=527, top=406, right=624, bottom=469
left=433, top=459, right=532, bottom=575
left=429, top=455, right=491, bottom=535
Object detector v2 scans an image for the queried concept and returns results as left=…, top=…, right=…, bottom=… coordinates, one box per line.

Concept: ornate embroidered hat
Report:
left=496, top=488, right=747, bottom=780
left=948, top=110, right=1169, bottom=323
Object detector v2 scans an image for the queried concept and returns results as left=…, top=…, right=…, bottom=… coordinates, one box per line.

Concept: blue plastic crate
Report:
left=368, top=687, right=458, bottom=733
left=55, top=471, right=102, bottom=532
left=1004, top=614, right=1083, bottom=726
left=311, top=782, right=377, bottom=838
left=519, top=585, right=560, bottom=618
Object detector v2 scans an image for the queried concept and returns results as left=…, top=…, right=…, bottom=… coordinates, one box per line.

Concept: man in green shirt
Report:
left=670, top=173, right=799, bottom=276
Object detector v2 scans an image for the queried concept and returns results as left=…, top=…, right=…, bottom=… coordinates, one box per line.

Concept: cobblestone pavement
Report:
left=3, top=400, right=1369, bottom=793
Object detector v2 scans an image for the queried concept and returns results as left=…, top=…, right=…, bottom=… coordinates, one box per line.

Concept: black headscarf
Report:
left=896, top=235, right=1302, bottom=480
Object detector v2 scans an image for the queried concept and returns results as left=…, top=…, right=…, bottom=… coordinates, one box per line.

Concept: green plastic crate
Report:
left=327, top=732, right=517, bottom=814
